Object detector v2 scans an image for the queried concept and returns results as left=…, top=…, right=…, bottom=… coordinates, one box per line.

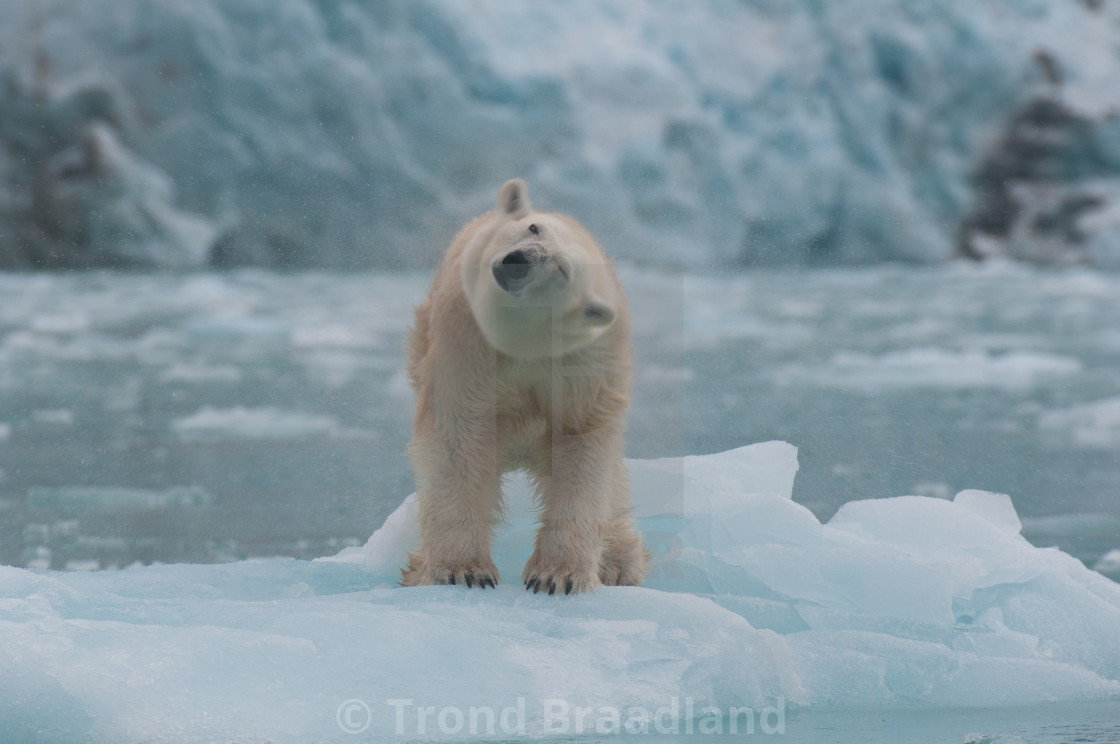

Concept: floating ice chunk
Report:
left=2, top=442, right=1120, bottom=742
left=158, top=363, right=243, bottom=383
left=678, top=441, right=801, bottom=510
left=183, top=317, right=290, bottom=342
left=1039, top=396, right=1120, bottom=449
left=27, top=485, right=214, bottom=511
left=789, top=629, right=1118, bottom=708
left=325, top=491, right=420, bottom=579
left=0, top=563, right=798, bottom=742
left=30, top=313, right=91, bottom=334
left=32, top=409, right=75, bottom=426
left=828, top=496, right=1025, bottom=559
left=1095, top=549, right=1120, bottom=580
left=779, top=348, right=1082, bottom=391
left=172, top=406, right=345, bottom=442
left=291, top=324, right=380, bottom=349
left=954, top=490, right=1022, bottom=535
left=329, top=442, right=1120, bottom=705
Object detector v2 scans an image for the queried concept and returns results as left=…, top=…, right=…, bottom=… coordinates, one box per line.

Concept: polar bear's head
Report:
left=460, top=179, right=621, bottom=359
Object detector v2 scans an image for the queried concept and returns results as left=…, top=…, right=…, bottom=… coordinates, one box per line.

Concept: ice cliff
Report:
left=1, top=0, right=1120, bottom=269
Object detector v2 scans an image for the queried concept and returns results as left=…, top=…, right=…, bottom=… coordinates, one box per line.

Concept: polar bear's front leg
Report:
left=402, top=427, right=502, bottom=589
left=523, top=424, right=624, bottom=595
left=598, top=461, right=651, bottom=586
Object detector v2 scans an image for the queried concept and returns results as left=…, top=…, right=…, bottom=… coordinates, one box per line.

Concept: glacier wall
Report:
left=2, top=0, right=1120, bottom=269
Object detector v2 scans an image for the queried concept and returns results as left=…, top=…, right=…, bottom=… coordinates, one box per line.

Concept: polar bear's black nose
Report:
left=493, top=249, right=533, bottom=291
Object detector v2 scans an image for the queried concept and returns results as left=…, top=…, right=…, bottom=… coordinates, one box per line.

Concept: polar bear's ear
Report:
left=497, top=179, right=532, bottom=219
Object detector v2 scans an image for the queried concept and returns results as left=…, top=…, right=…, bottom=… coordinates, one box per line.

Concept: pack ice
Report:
left=2, top=443, right=1119, bottom=742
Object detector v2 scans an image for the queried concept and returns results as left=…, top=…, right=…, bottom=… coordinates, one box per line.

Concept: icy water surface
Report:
left=578, top=701, right=1120, bottom=743
left=0, top=265, right=1117, bottom=573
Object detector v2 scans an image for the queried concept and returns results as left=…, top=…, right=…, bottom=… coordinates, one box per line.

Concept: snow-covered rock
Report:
left=2, top=0, right=1120, bottom=269
left=959, top=96, right=1120, bottom=266
left=0, top=72, right=214, bottom=269
left=2, top=442, right=1119, bottom=742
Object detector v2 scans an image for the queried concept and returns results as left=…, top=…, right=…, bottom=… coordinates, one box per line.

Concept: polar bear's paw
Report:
left=599, top=526, right=651, bottom=587
left=401, top=555, right=499, bottom=589
left=522, top=555, right=601, bottom=596
left=598, top=551, right=649, bottom=587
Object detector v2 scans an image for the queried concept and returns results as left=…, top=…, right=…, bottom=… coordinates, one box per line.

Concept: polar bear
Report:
left=401, top=179, right=649, bottom=594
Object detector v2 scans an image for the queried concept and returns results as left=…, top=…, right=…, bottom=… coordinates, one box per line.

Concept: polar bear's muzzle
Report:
left=493, top=248, right=534, bottom=292
left=492, top=245, right=570, bottom=295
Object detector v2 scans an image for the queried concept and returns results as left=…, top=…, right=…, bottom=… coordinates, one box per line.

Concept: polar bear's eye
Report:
left=528, top=224, right=540, bottom=235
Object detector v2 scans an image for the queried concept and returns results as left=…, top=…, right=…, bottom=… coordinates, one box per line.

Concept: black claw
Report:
left=565, top=579, right=573, bottom=595
left=487, top=578, right=497, bottom=589
left=465, top=575, right=474, bottom=588
left=532, top=579, right=542, bottom=594
left=448, top=575, right=456, bottom=585
left=548, top=581, right=557, bottom=596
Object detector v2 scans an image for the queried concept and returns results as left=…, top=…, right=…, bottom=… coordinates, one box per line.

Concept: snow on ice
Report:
left=2, top=442, right=1119, bottom=742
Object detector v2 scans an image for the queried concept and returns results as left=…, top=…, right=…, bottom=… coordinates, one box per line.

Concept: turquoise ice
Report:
left=3, top=442, right=1119, bottom=742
